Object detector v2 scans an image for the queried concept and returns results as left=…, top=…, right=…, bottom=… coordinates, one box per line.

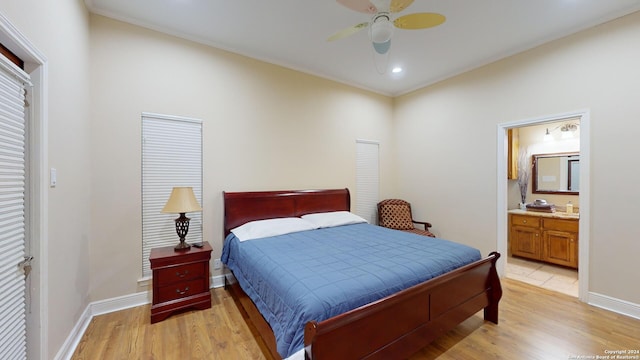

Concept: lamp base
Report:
left=174, top=239, right=191, bottom=251
left=174, top=213, right=192, bottom=251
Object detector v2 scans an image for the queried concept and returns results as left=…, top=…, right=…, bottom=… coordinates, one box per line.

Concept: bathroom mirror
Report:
left=532, top=152, right=579, bottom=194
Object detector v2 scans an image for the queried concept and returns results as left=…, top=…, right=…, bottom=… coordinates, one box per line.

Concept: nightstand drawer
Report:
left=510, top=214, right=540, bottom=228
left=156, top=278, right=207, bottom=304
left=155, top=262, right=204, bottom=287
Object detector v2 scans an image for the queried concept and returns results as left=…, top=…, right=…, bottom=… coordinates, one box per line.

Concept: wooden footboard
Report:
left=303, top=252, right=502, bottom=360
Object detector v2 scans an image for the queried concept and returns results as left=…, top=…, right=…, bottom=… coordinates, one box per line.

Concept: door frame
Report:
left=496, top=109, right=590, bottom=302
left=0, top=12, right=49, bottom=359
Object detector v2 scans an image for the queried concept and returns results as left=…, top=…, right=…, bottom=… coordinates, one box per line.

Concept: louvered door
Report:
left=0, top=55, right=29, bottom=360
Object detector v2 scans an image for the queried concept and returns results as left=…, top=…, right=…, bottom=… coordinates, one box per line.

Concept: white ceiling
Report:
left=85, top=0, right=640, bottom=96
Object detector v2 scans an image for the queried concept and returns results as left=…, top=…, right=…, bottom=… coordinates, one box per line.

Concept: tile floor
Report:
left=505, top=255, right=579, bottom=297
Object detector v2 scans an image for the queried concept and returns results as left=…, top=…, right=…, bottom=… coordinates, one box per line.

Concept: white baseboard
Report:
left=211, top=273, right=225, bottom=288
left=55, top=274, right=225, bottom=360
left=588, top=291, right=640, bottom=320
left=91, top=290, right=151, bottom=316
left=53, top=304, right=92, bottom=360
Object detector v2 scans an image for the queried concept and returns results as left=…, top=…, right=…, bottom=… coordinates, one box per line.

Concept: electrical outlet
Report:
left=213, top=258, right=222, bottom=270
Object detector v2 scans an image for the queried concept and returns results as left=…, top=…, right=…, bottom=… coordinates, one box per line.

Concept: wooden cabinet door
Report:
left=510, top=226, right=541, bottom=260
left=543, top=230, right=578, bottom=268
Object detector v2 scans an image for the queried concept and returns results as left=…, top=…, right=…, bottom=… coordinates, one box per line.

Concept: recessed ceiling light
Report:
left=391, top=67, right=403, bottom=73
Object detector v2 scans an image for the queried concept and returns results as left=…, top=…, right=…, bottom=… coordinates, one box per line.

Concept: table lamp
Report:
left=162, top=187, right=202, bottom=251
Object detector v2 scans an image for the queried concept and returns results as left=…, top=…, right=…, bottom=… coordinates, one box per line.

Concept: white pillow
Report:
left=301, top=211, right=368, bottom=228
left=231, top=217, right=319, bottom=242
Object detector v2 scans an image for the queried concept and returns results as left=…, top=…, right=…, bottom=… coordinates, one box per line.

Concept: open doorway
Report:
left=497, top=110, right=590, bottom=302
left=506, top=120, right=580, bottom=297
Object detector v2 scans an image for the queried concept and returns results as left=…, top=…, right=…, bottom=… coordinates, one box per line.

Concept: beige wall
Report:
left=1, top=0, right=92, bottom=358
left=88, top=15, right=396, bottom=301
left=394, top=11, right=640, bottom=304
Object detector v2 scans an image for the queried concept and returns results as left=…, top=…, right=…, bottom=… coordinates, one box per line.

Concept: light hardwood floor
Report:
left=72, top=278, right=640, bottom=360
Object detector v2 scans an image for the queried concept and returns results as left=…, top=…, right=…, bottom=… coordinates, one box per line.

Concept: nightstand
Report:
left=149, top=242, right=212, bottom=323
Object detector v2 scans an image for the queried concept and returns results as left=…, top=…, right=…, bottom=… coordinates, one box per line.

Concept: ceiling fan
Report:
left=328, top=0, right=446, bottom=55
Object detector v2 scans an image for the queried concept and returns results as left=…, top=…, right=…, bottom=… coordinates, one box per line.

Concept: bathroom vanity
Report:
left=508, top=209, right=579, bottom=269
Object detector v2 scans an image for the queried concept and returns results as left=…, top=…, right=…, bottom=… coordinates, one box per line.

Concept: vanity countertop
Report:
left=508, top=209, right=580, bottom=220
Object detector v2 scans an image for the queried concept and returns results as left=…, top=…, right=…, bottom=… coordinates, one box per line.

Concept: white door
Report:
left=0, top=53, right=30, bottom=359
left=356, top=140, right=380, bottom=224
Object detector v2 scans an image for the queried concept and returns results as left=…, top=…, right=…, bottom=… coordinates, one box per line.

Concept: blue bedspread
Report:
left=221, top=223, right=481, bottom=358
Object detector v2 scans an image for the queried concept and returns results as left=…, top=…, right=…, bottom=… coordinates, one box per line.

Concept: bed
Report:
left=222, top=188, right=502, bottom=360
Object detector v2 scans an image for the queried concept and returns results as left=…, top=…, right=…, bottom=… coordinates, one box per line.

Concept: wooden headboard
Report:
left=223, top=188, right=351, bottom=236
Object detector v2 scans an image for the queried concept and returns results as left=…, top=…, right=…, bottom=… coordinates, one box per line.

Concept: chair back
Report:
left=377, top=199, right=414, bottom=230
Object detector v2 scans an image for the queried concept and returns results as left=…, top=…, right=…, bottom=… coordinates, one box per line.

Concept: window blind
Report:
left=356, top=140, right=379, bottom=224
left=0, top=55, right=29, bottom=360
left=141, top=113, right=202, bottom=278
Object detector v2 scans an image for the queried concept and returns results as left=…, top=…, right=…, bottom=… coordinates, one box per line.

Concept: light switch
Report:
left=50, top=168, right=57, bottom=187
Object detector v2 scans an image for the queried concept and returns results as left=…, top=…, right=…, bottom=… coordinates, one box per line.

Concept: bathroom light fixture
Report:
left=543, top=122, right=579, bottom=141
left=561, top=123, right=578, bottom=139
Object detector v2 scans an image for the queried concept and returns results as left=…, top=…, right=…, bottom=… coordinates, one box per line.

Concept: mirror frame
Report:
left=532, top=152, right=579, bottom=195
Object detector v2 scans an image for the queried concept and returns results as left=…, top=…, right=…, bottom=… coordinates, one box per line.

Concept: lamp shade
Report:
left=162, top=187, right=202, bottom=214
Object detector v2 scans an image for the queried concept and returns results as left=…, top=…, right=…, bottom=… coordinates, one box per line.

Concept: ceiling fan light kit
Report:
left=370, top=14, right=394, bottom=44
left=329, top=0, right=446, bottom=66
left=372, top=40, right=391, bottom=55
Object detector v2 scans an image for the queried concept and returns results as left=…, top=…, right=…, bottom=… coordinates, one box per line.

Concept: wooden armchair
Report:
left=377, top=199, right=435, bottom=237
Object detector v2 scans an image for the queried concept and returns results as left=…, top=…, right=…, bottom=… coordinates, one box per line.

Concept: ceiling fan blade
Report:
left=336, top=0, right=377, bottom=14
left=328, top=22, right=369, bottom=41
left=390, top=0, right=414, bottom=13
left=370, top=0, right=390, bottom=12
left=394, top=13, right=446, bottom=30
